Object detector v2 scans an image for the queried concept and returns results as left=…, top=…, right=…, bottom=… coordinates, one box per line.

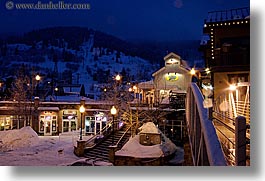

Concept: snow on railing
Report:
left=186, top=83, right=227, bottom=166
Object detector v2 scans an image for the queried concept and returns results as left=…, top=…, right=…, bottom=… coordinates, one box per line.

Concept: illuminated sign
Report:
left=165, top=73, right=179, bottom=81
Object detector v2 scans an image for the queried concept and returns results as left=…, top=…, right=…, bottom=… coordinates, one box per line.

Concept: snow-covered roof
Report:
left=205, top=7, right=250, bottom=23
left=152, top=64, right=190, bottom=77
left=138, top=122, right=159, bottom=134
left=138, top=80, right=154, bottom=90
left=163, top=52, right=181, bottom=61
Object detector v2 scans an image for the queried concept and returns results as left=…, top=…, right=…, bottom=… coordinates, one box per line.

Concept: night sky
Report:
left=0, top=0, right=250, bottom=41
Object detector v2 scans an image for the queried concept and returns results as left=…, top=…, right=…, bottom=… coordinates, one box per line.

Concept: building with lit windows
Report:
left=200, top=7, right=250, bottom=100
left=0, top=98, right=112, bottom=136
left=138, top=52, right=192, bottom=106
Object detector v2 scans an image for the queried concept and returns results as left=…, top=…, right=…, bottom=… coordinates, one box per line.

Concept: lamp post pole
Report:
left=112, top=114, right=115, bottom=145
left=79, top=105, right=85, bottom=140
left=111, top=106, right=117, bottom=146
left=35, top=74, right=40, bottom=97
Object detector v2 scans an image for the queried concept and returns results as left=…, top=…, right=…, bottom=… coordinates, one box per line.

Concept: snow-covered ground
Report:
left=0, top=123, right=183, bottom=166
left=0, top=127, right=87, bottom=166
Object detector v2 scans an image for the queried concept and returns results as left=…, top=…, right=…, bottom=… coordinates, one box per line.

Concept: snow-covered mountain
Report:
left=0, top=27, right=160, bottom=100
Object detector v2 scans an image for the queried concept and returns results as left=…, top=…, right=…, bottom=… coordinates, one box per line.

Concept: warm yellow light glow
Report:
left=111, top=106, right=117, bottom=115
left=133, top=85, right=137, bottom=90
left=129, top=88, right=133, bottom=92
left=204, top=24, right=207, bottom=27
left=229, top=84, right=237, bottom=91
left=115, top=74, right=121, bottom=81
left=165, top=73, right=179, bottom=81
left=190, top=68, right=196, bottom=75
left=79, top=105, right=85, bottom=113
left=55, top=87, right=58, bottom=91
left=35, top=75, right=41, bottom=81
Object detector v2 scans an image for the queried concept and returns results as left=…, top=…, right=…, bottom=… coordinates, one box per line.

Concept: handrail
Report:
left=85, top=120, right=114, bottom=148
left=213, top=111, right=250, bottom=141
left=186, top=83, right=227, bottom=166
left=115, top=122, right=136, bottom=148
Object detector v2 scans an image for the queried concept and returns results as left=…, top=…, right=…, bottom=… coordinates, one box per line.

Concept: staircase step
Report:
left=83, top=126, right=131, bottom=161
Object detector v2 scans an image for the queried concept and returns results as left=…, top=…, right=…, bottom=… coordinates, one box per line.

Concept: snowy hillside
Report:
left=0, top=30, right=159, bottom=100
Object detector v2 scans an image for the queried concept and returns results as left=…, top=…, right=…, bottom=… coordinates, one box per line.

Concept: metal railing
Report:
left=115, top=122, right=135, bottom=149
left=213, top=85, right=250, bottom=166
left=84, top=120, right=114, bottom=148
left=186, top=83, right=227, bottom=166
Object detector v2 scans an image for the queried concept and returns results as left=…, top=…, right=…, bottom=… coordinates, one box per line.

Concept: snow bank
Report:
left=115, top=135, right=163, bottom=158
left=116, top=122, right=178, bottom=158
left=0, top=126, right=39, bottom=151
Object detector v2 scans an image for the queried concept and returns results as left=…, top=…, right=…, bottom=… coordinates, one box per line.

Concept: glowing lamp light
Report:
left=129, top=88, right=133, bottom=92
left=79, top=105, right=85, bottom=113
left=229, top=84, right=237, bottom=91
left=35, top=75, right=41, bottom=81
left=115, top=74, right=121, bottom=81
left=111, top=106, right=117, bottom=115
left=190, top=68, right=196, bottom=75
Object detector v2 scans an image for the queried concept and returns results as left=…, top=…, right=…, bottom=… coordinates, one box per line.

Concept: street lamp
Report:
left=35, top=74, right=41, bottom=97
left=190, top=68, right=196, bottom=75
left=115, top=74, right=121, bottom=81
left=79, top=105, right=85, bottom=140
left=55, top=87, right=58, bottom=100
left=110, top=106, right=117, bottom=145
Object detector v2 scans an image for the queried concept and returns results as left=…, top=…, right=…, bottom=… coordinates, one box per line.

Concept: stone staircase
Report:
left=84, top=123, right=131, bottom=162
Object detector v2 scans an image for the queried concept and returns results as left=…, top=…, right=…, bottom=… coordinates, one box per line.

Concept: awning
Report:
left=37, top=107, right=60, bottom=111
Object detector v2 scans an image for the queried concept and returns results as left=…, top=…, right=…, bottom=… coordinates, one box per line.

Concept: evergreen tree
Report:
left=80, top=84, right=85, bottom=97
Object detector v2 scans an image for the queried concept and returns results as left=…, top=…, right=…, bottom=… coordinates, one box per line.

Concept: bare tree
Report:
left=11, top=67, right=35, bottom=128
